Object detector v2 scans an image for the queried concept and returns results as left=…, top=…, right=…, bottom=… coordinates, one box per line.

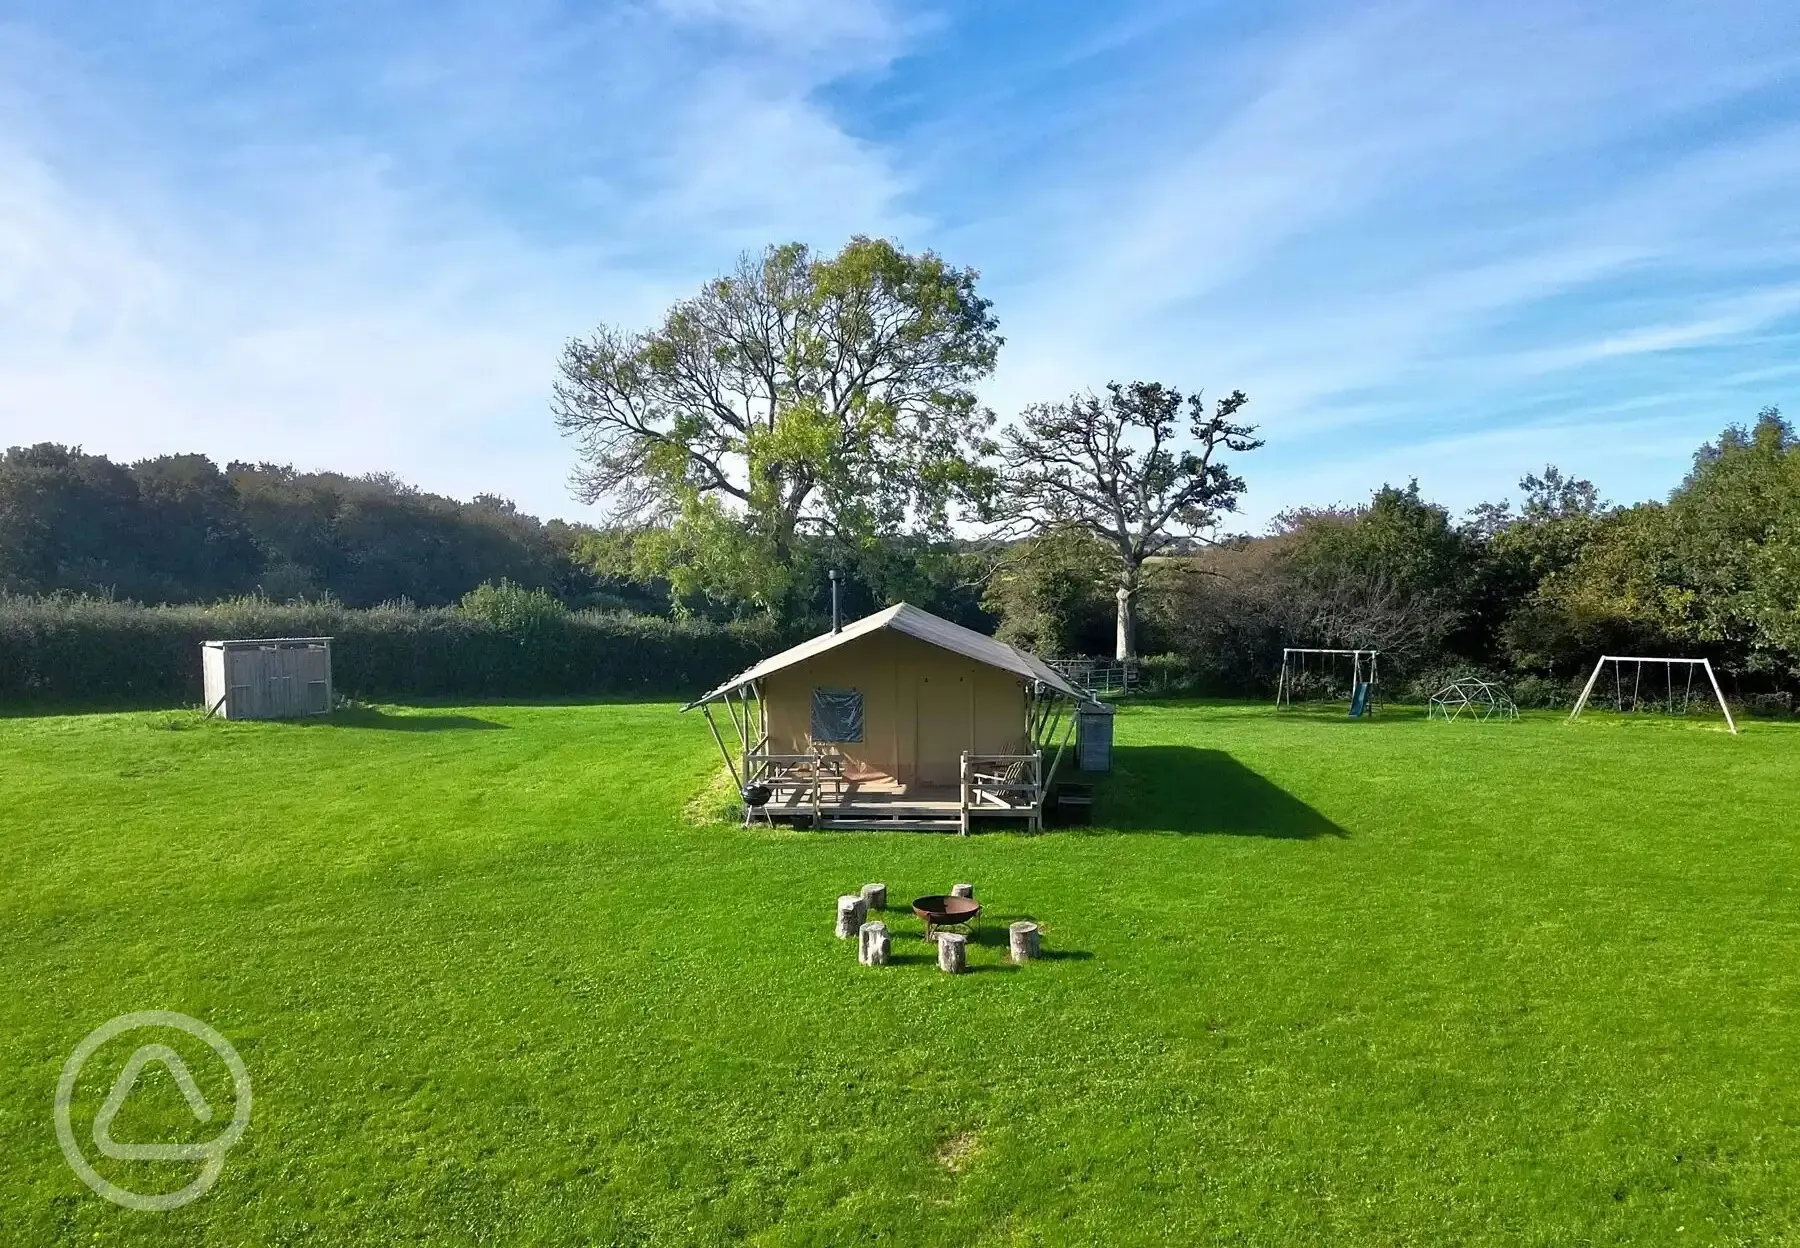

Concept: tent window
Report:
left=811, top=687, right=864, bottom=743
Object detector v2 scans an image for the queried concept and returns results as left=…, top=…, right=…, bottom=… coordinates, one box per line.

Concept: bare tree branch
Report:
left=991, top=380, right=1259, bottom=657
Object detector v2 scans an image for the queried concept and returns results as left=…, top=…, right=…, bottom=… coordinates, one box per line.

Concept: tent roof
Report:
left=684, top=603, right=1086, bottom=708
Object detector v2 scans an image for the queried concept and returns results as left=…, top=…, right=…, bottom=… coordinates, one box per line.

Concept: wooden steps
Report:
left=815, top=804, right=1039, bottom=832
left=818, top=817, right=963, bottom=832
left=762, top=785, right=1041, bottom=833
left=818, top=803, right=961, bottom=832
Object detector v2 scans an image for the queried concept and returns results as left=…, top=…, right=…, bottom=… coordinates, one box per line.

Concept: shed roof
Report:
left=203, top=637, right=333, bottom=649
left=684, top=603, right=1085, bottom=708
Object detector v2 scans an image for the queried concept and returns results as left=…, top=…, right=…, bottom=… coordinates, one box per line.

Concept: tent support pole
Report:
left=1042, top=697, right=1077, bottom=795
left=700, top=704, right=742, bottom=790
left=722, top=689, right=744, bottom=748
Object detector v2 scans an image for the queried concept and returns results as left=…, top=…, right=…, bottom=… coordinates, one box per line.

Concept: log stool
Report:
left=1009, top=921, right=1040, bottom=963
left=859, top=921, right=890, bottom=966
left=835, top=893, right=867, bottom=938
left=937, top=931, right=968, bottom=974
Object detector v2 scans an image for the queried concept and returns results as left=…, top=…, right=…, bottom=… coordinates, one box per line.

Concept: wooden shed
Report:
left=685, top=604, right=1087, bottom=831
left=202, top=638, right=334, bottom=720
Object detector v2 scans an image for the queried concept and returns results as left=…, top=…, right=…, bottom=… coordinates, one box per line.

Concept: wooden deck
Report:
left=755, top=771, right=1041, bottom=832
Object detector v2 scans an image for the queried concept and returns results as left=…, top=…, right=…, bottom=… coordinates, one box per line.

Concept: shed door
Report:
left=915, top=673, right=970, bottom=787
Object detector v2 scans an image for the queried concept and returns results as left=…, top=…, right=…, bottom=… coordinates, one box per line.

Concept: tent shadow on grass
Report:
left=1082, top=745, right=1347, bottom=839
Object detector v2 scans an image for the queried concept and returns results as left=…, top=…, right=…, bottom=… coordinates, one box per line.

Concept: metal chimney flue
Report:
left=829, top=569, right=842, bottom=633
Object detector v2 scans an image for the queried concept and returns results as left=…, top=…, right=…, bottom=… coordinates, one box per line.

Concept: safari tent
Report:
left=684, top=603, right=1087, bottom=831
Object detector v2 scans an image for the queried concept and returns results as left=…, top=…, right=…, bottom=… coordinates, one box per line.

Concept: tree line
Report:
left=3, top=236, right=1795, bottom=707
left=990, top=411, right=1800, bottom=705
left=0, top=447, right=661, bottom=612
left=548, top=235, right=1797, bottom=703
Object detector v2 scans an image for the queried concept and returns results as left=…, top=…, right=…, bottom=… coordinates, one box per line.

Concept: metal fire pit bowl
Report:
left=912, top=894, right=981, bottom=939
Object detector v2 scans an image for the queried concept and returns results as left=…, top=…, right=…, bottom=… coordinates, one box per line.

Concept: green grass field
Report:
left=2, top=700, right=1796, bottom=1245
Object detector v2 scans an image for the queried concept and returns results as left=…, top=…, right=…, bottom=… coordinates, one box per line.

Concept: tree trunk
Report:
left=860, top=883, right=887, bottom=912
left=936, top=931, right=967, bottom=974
left=951, top=883, right=974, bottom=899
left=1115, top=570, right=1138, bottom=661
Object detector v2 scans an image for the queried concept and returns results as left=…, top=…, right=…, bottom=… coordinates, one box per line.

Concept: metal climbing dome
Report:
left=1427, top=677, right=1518, bottom=722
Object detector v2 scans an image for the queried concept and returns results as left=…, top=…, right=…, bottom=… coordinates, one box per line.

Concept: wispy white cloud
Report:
left=0, top=0, right=1796, bottom=530
left=1509, top=285, right=1800, bottom=375
left=0, top=0, right=914, bottom=507
left=965, top=1, right=1800, bottom=523
left=631, top=70, right=919, bottom=247
left=656, top=0, right=901, bottom=56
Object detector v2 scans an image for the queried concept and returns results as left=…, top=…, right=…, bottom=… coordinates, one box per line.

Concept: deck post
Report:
left=1036, top=745, right=1051, bottom=832
left=958, top=753, right=971, bottom=836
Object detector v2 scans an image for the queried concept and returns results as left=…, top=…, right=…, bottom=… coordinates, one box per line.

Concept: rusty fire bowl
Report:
left=912, top=894, right=981, bottom=929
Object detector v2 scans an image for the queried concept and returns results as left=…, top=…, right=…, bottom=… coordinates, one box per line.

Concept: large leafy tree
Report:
left=552, top=237, right=1002, bottom=612
left=1276, top=483, right=1489, bottom=664
left=1504, top=408, right=1800, bottom=683
left=131, top=455, right=263, bottom=600
left=980, top=527, right=1118, bottom=658
left=990, top=380, right=1258, bottom=659
left=0, top=444, right=149, bottom=596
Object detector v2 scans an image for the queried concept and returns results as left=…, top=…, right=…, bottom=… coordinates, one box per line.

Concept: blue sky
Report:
left=2, top=0, right=1797, bottom=529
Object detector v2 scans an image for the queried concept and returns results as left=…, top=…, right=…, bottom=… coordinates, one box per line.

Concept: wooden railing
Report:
left=959, top=752, right=1043, bottom=833
left=746, top=748, right=1045, bottom=833
left=745, top=751, right=826, bottom=822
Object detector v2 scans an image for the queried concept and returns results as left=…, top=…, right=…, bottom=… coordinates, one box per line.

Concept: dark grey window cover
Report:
left=811, top=687, right=864, bottom=743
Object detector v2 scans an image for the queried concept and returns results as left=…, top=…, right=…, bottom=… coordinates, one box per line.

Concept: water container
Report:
left=1076, top=702, right=1115, bottom=772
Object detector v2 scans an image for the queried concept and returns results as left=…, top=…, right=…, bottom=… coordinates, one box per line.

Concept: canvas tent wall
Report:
left=686, top=603, right=1085, bottom=789
left=203, top=638, right=333, bottom=720
left=757, top=627, right=1036, bottom=785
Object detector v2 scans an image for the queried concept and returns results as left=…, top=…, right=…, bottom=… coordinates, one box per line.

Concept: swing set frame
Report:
left=1275, top=647, right=1380, bottom=713
left=1567, top=655, right=1737, bottom=735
